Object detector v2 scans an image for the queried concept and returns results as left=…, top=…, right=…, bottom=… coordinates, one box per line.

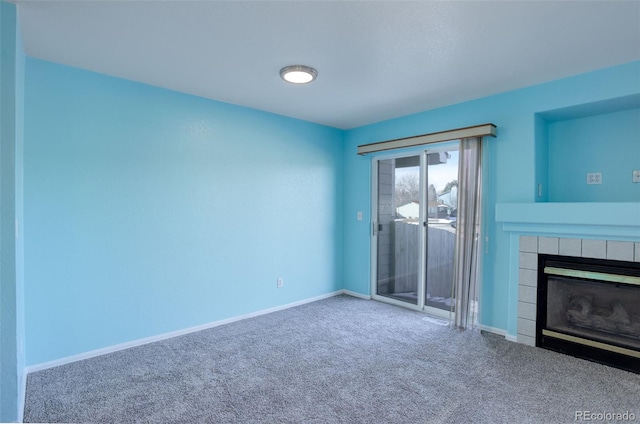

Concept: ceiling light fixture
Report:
left=280, top=65, right=317, bottom=84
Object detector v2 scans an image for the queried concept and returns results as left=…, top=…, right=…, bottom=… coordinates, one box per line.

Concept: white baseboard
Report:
left=342, top=289, right=371, bottom=300
left=505, top=333, right=518, bottom=342
left=26, top=290, right=344, bottom=374
left=477, top=324, right=508, bottom=337
left=478, top=325, right=518, bottom=343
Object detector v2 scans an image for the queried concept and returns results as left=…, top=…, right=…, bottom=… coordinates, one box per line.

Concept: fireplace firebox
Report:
left=536, top=254, right=640, bottom=373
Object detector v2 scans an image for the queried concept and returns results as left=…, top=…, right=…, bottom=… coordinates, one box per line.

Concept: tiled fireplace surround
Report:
left=516, top=236, right=640, bottom=346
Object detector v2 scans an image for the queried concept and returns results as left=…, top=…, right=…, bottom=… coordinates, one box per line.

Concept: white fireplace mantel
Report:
left=495, top=202, right=640, bottom=240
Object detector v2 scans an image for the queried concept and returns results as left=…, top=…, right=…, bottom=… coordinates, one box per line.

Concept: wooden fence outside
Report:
left=392, top=220, right=455, bottom=299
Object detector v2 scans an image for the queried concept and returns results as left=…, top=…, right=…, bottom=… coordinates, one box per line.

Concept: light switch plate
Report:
left=633, top=170, right=640, bottom=183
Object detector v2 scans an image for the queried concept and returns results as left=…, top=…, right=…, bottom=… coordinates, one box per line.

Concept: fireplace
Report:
left=536, top=254, right=640, bottom=373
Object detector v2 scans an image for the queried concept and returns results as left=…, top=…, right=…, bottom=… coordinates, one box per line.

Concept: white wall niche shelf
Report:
left=495, top=202, right=640, bottom=240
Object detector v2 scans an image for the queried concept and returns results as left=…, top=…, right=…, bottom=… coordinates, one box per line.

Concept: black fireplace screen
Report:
left=537, top=255, right=640, bottom=373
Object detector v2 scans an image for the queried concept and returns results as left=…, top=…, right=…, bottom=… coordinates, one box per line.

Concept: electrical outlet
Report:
left=277, top=278, right=283, bottom=288
left=633, top=170, right=640, bottom=183
left=586, top=172, right=602, bottom=185
left=357, top=211, right=363, bottom=221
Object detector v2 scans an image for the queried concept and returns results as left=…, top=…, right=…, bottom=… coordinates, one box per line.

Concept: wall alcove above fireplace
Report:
left=534, top=94, right=640, bottom=204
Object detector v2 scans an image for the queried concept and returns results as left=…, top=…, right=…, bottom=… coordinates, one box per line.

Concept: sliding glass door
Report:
left=374, top=155, right=422, bottom=305
left=424, top=150, right=459, bottom=314
left=372, top=147, right=459, bottom=316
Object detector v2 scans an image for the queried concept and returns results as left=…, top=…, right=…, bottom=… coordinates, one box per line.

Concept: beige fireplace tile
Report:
left=518, top=285, right=537, bottom=304
left=538, top=237, right=559, bottom=255
left=517, top=334, right=535, bottom=347
left=581, top=239, right=606, bottom=259
left=517, top=318, right=536, bottom=337
left=518, top=301, right=536, bottom=320
left=636, top=243, right=640, bottom=262
left=606, top=241, right=634, bottom=262
left=520, top=236, right=538, bottom=253
left=519, top=269, right=537, bottom=287
left=559, top=238, right=581, bottom=257
left=519, top=252, right=538, bottom=270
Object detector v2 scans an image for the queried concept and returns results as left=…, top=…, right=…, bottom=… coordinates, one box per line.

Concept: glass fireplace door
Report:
left=537, top=255, right=640, bottom=373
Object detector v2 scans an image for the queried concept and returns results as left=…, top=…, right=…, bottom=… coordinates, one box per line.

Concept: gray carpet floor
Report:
left=24, top=295, right=640, bottom=423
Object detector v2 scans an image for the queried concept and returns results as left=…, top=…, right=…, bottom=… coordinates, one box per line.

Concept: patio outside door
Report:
left=374, top=155, right=422, bottom=305
left=372, top=148, right=459, bottom=316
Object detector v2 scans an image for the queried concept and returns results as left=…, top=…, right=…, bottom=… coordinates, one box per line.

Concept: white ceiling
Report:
left=15, top=1, right=640, bottom=129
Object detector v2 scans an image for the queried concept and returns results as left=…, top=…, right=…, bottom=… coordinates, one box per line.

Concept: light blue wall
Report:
left=14, top=11, right=25, bottom=420
left=0, top=2, right=23, bottom=421
left=548, top=107, right=640, bottom=202
left=24, top=58, right=344, bottom=365
left=17, top=41, right=640, bottom=377
left=342, top=61, right=640, bottom=334
left=534, top=114, right=549, bottom=202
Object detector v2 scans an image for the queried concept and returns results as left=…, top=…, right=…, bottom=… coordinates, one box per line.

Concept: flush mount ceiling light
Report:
left=279, top=65, right=317, bottom=84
